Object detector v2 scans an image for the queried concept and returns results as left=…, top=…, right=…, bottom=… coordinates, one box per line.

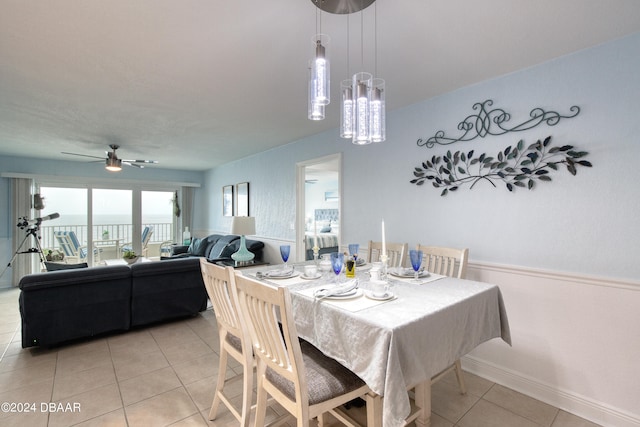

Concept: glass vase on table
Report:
left=409, top=249, right=423, bottom=283
left=330, top=252, right=344, bottom=284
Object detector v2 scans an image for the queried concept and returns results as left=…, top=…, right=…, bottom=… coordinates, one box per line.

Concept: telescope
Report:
left=17, top=212, right=60, bottom=229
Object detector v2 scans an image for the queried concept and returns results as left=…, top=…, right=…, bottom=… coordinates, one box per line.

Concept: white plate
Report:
left=324, top=288, right=363, bottom=300
left=365, top=290, right=395, bottom=301
left=301, top=273, right=322, bottom=280
left=264, top=270, right=299, bottom=279
left=389, top=269, right=429, bottom=279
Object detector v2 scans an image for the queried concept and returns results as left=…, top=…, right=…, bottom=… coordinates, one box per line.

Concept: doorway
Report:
left=295, top=154, right=342, bottom=262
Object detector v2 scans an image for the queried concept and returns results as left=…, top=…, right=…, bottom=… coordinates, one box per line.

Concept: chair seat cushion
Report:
left=225, top=332, right=243, bottom=353
left=266, top=340, right=365, bottom=405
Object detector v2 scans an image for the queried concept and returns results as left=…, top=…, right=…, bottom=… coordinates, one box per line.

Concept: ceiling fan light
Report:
left=105, top=157, right=122, bottom=172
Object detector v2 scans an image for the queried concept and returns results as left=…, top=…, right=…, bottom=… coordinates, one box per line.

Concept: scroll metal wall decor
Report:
left=410, top=136, right=592, bottom=196
left=416, top=99, right=581, bottom=148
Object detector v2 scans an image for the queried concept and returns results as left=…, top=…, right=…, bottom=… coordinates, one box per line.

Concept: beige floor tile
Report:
left=112, top=348, right=169, bottom=381
left=431, top=376, right=481, bottom=423
left=172, top=352, right=221, bottom=385
left=440, top=369, right=494, bottom=397
left=0, top=320, right=19, bottom=334
left=73, top=408, right=128, bottom=426
left=484, top=383, right=559, bottom=426
left=55, top=346, right=113, bottom=375
left=170, top=413, right=210, bottom=426
left=119, top=366, right=182, bottom=406
left=0, top=330, right=17, bottom=345
left=458, top=399, right=541, bottom=427
left=52, top=363, right=116, bottom=400
left=552, top=410, right=603, bottom=427
left=161, top=336, right=215, bottom=366
left=150, top=322, right=202, bottom=348
left=56, top=337, right=110, bottom=359
left=0, top=378, right=54, bottom=421
left=47, top=382, right=123, bottom=427
left=125, top=387, right=199, bottom=426
left=184, top=375, right=217, bottom=412
left=108, top=329, right=161, bottom=356
left=0, top=356, right=56, bottom=393
left=0, top=410, right=49, bottom=427
left=0, top=347, right=58, bottom=373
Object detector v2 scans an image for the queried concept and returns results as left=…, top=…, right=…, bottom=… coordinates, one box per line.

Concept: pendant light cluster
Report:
left=308, top=0, right=385, bottom=145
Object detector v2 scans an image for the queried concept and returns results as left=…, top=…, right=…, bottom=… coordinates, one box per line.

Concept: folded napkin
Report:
left=314, top=280, right=358, bottom=299
left=264, top=268, right=293, bottom=278
left=391, top=267, right=425, bottom=277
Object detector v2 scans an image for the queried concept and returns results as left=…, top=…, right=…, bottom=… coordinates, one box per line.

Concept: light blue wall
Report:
left=204, top=33, right=640, bottom=281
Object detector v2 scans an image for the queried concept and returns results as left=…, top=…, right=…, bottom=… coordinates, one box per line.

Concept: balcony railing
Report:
left=38, top=223, right=174, bottom=258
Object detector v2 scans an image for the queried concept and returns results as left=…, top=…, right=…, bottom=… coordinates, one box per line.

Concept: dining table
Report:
left=243, top=262, right=511, bottom=427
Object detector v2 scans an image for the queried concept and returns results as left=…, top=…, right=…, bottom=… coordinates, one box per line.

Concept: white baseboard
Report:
left=462, top=355, right=640, bottom=427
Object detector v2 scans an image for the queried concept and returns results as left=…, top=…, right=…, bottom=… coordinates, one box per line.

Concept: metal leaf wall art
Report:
left=410, top=136, right=592, bottom=196
left=416, top=100, right=580, bottom=148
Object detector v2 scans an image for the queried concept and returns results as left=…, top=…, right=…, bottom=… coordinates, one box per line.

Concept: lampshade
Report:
left=352, top=72, right=373, bottom=145
left=105, top=157, right=122, bottom=172
left=370, top=78, right=385, bottom=142
left=231, top=216, right=256, bottom=264
left=231, top=216, right=256, bottom=236
left=310, top=36, right=330, bottom=106
left=340, top=79, right=354, bottom=138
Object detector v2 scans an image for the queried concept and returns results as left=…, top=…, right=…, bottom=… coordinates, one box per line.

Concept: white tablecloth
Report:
left=245, top=267, right=511, bottom=427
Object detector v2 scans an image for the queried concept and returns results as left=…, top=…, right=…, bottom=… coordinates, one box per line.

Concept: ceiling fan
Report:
left=62, top=144, right=159, bottom=172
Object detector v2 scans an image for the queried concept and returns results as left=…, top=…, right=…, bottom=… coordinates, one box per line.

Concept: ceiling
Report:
left=1, top=1, right=639, bottom=172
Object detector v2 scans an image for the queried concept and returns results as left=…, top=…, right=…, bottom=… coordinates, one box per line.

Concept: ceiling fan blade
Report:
left=122, top=159, right=158, bottom=164
left=123, top=161, right=144, bottom=168
left=61, top=152, right=105, bottom=160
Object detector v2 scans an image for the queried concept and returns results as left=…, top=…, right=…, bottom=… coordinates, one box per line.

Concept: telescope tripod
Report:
left=0, top=226, right=46, bottom=282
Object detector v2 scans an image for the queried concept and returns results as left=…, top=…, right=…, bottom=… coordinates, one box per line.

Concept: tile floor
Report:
left=0, top=287, right=602, bottom=427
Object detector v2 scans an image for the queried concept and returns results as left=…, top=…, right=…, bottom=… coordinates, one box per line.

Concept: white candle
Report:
left=314, top=220, right=318, bottom=248
left=381, top=219, right=386, bottom=257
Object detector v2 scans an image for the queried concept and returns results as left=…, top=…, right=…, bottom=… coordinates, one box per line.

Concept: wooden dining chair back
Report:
left=234, top=271, right=374, bottom=427
left=416, top=245, right=469, bottom=394
left=367, top=241, right=409, bottom=268
left=199, top=259, right=253, bottom=427
left=417, top=245, right=469, bottom=279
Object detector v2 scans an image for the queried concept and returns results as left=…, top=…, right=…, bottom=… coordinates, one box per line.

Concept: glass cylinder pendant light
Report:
left=352, top=72, right=372, bottom=145
left=308, top=62, right=326, bottom=120
left=309, top=34, right=330, bottom=112
left=340, top=79, right=354, bottom=138
left=370, top=78, right=385, bottom=142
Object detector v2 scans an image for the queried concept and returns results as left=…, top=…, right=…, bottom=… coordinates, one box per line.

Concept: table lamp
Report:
left=231, top=216, right=256, bottom=264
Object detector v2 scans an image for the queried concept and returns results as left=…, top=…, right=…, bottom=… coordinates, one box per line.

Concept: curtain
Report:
left=181, top=186, right=193, bottom=239
left=11, top=178, right=36, bottom=285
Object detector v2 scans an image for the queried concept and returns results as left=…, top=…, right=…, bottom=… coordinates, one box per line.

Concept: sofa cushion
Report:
left=188, top=237, right=209, bottom=257
left=44, top=262, right=88, bottom=271
left=206, top=235, right=240, bottom=259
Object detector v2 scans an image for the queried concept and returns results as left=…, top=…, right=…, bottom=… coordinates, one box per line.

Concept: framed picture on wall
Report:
left=236, top=182, right=249, bottom=216
left=222, top=185, right=234, bottom=217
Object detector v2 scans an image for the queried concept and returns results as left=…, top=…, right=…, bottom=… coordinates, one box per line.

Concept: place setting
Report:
left=387, top=249, right=445, bottom=285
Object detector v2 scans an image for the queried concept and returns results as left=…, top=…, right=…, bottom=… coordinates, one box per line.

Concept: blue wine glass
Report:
left=348, top=243, right=360, bottom=261
left=409, top=250, right=423, bottom=283
left=330, top=252, right=344, bottom=283
left=280, top=245, right=290, bottom=271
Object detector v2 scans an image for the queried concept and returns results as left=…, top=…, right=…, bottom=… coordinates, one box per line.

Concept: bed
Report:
left=305, top=208, right=339, bottom=260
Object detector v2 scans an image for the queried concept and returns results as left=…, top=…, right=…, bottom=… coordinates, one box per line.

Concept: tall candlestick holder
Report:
left=380, top=254, right=389, bottom=280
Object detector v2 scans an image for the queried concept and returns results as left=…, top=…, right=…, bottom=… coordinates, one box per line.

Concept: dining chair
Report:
left=416, top=244, right=470, bottom=394
left=199, top=259, right=254, bottom=427
left=367, top=240, right=408, bottom=268
left=233, top=271, right=375, bottom=427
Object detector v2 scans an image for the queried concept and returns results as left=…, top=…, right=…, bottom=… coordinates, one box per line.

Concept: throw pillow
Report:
left=320, top=226, right=331, bottom=233
left=188, top=237, right=209, bottom=257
